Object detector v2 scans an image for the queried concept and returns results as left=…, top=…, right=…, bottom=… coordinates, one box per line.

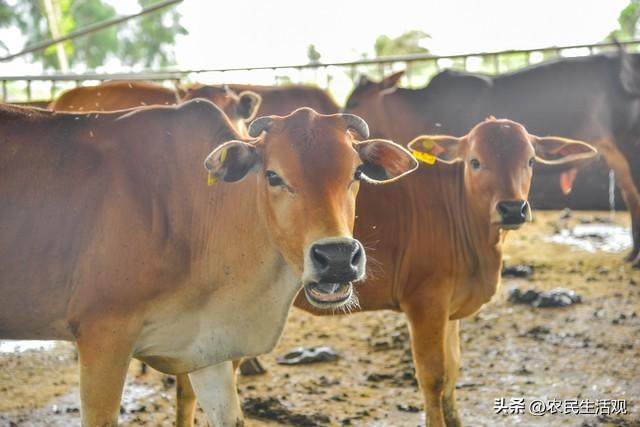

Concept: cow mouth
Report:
left=303, top=282, right=353, bottom=309
left=499, top=222, right=525, bottom=230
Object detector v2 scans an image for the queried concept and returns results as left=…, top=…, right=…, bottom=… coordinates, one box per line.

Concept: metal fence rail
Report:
left=2, top=39, right=639, bottom=104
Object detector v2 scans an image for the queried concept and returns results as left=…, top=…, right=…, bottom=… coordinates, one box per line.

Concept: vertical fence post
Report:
left=2, top=80, right=6, bottom=102
left=26, top=80, right=32, bottom=102
left=493, top=54, right=499, bottom=74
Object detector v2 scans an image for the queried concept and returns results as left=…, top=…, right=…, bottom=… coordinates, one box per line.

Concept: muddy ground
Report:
left=0, top=211, right=639, bottom=427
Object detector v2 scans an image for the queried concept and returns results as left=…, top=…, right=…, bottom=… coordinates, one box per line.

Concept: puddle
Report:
left=545, top=223, right=631, bottom=253
left=120, top=382, right=156, bottom=413
left=0, top=340, right=57, bottom=353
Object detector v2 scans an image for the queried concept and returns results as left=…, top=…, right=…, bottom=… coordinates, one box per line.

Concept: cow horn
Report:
left=248, top=116, right=273, bottom=137
left=341, top=114, right=370, bottom=139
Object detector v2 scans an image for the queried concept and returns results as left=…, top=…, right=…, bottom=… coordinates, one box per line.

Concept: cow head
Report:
left=204, top=108, right=417, bottom=309
left=343, top=71, right=404, bottom=138
left=408, top=117, right=597, bottom=230
left=182, top=84, right=261, bottom=135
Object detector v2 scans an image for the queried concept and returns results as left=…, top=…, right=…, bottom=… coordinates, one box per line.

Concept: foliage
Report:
left=608, top=0, right=640, bottom=40
left=0, top=0, right=186, bottom=69
left=374, top=30, right=430, bottom=57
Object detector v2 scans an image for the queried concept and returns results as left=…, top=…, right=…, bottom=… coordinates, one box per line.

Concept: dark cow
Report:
left=345, top=49, right=640, bottom=265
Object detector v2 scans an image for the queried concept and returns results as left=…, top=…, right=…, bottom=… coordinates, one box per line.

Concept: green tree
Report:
left=374, top=30, right=430, bottom=57
left=119, top=0, right=186, bottom=68
left=608, top=0, right=640, bottom=40
left=0, top=0, right=185, bottom=70
left=366, top=30, right=432, bottom=85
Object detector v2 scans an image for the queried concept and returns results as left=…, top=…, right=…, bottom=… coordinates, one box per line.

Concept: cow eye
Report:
left=470, top=158, right=481, bottom=170
left=354, top=165, right=363, bottom=181
left=265, top=170, right=285, bottom=187
left=528, top=157, right=535, bottom=168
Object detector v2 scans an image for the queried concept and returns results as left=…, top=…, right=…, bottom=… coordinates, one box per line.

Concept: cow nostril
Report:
left=520, top=203, right=528, bottom=216
left=497, top=203, right=508, bottom=217
left=311, top=246, right=329, bottom=269
left=351, top=244, right=363, bottom=267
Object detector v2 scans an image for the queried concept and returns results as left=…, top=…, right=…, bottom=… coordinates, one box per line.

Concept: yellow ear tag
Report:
left=207, top=173, right=217, bottom=186
left=219, top=147, right=228, bottom=163
left=412, top=149, right=436, bottom=165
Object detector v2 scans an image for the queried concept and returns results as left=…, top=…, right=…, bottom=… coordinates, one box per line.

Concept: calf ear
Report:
left=204, top=141, right=259, bottom=183
left=408, top=135, right=463, bottom=164
left=355, top=139, right=418, bottom=183
left=236, top=91, right=261, bottom=121
left=532, top=135, right=597, bottom=168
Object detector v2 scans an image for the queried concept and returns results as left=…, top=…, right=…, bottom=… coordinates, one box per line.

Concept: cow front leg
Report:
left=189, top=361, right=243, bottom=427
left=443, top=320, right=462, bottom=427
left=76, top=321, right=135, bottom=427
left=403, top=294, right=451, bottom=427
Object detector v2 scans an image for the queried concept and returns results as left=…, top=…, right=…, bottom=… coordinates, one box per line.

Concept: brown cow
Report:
left=228, top=83, right=340, bottom=116
left=345, top=47, right=640, bottom=266
left=0, top=102, right=417, bottom=426
left=50, top=80, right=261, bottom=135
left=178, top=117, right=597, bottom=426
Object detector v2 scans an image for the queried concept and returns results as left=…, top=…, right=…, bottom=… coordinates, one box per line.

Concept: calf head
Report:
left=182, top=84, right=261, bottom=135
left=409, top=117, right=597, bottom=230
left=204, top=107, right=417, bottom=308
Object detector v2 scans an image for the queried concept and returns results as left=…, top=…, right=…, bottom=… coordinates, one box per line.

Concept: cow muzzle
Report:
left=495, top=199, right=532, bottom=229
left=303, top=237, right=366, bottom=309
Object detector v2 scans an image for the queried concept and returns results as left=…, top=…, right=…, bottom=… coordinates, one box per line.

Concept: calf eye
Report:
left=354, top=165, right=363, bottom=181
left=265, top=170, right=285, bottom=187
left=528, top=157, right=535, bottom=168
left=470, top=158, right=481, bottom=170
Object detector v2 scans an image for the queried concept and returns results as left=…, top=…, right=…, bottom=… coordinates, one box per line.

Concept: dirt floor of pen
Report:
left=1, top=210, right=639, bottom=427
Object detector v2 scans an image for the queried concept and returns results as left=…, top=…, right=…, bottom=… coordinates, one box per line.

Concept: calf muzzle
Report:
left=496, top=199, right=531, bottom=228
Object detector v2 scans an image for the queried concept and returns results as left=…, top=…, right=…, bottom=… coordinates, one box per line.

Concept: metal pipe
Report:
left=1, top=39, right=638, bottom=85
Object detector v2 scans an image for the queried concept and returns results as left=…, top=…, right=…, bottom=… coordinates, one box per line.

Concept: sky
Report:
left=0, top=0, right=630, bottom=75
left=171, top=0, right=628, bottom=69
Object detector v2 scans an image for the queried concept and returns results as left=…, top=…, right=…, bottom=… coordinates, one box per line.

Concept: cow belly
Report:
left=134, top=271, right=300, bottom=375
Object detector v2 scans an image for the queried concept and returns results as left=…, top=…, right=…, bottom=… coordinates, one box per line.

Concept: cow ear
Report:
left=236, top=91, right=261, bottom=121
left=532, top=135, right=597, bottom=167
left=355, top=139, right=418, bottom=183
left=204, top=140, right=259, bottom=183
left=380, top=71, right=404, bottom=92
left=408, top=135, right=463, bottom=164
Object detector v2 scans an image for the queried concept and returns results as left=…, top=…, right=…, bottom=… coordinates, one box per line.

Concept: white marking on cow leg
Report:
left=189, top=361, right=244, bottom=427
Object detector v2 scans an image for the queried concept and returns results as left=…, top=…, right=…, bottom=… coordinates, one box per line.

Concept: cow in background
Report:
left=50, top=80, right=261, bottom=135
left=345, top=47, right=640, bottom=265
left=229, top=83, right=340, bottom=116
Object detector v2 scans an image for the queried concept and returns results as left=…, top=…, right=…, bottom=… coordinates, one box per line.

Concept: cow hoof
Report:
left=239, top=358, right=266, bottom=376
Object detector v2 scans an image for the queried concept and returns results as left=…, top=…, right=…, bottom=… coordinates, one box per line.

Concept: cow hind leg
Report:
left=597, top=138, right=640, bottom=265
left=76, top=320, right=136, bottom=427
left=176, top=374, right=197, bottom=427
left=403, top=294, right=451, bottom=427
left=188, top=361, right=244, bottom=427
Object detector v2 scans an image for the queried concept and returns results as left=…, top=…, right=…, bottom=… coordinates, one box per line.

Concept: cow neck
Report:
left=443, top=163, right=503, bottom=288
